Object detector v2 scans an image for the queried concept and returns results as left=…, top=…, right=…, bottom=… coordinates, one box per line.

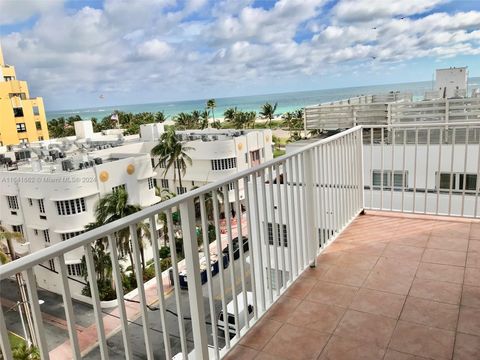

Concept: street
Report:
left=84, top=251, right=252, bottom=359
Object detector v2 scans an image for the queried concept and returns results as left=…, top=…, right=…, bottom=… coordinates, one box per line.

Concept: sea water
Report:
left=46, top=78, right=480, bottom=121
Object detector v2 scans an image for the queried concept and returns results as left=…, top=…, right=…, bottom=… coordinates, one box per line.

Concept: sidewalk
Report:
left=49, top=215, right=248, bottom=359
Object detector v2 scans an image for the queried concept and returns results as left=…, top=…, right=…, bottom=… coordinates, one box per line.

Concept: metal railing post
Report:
left=303, top=149, right=317, bottom=267
left=179, top=199, right=209, bottom=359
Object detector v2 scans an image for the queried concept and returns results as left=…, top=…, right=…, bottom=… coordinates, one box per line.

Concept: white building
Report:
left=435, top=67, right=468, bottom=98
left=0, top=120, right=273, bottom=300
left=140, top=125, right=274, bottom=202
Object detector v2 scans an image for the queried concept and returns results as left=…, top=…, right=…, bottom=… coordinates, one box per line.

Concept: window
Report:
left=211, top=157, right=237, bottom=171
left=267, top=223, right=288, bottom=247
left=13, top=108, right=24, bottom=118
left=48, top=259, right=56, bottom=271
left=439, top=173, right=456, bottom=190
left=227, top=182, right=235, bottom=191
left=38, top=136, right=44, bottom=141
left=438, top=173, right=477, bottom=192
left=20, top=138, right=28, bottom=144
left=38, top=199, right=45, bottom=214
left=151, top=158, right=155, bottom=168
left=245, top=153, right=248, bottom=163
left=148, top=177, right=155, bottom=190
left=112, top=184, right=126, bottom=194
left=67, top=263, right=83, bottom=277
left=35, top=121, right=42, bottom=130
left=372, top=170, right=407, bottom=188
left=191, top=181, right=195, bottom=187
left=12, top=225, right=24, bottom=236
left=33, top=106, right=40, bottom=116
left=55, top=198, right=86, bottom=215
left=61, top=231, right=85, bottom=241
left=7, top=196, right=19, bottom=209
left=16, top=123, right=26, bottom=132
left=34, top=229, right=38, bottom=236
left=161, top=179, right=169, bottom=188
left=43, top=230, right=50, bottom=243
left=28, top=198, right=33, bottom=206
left=459, top=174, right=477, bottom=192
left=177, top=186, right=187, bottom=195
left=158, top=159, right=167, bottom=168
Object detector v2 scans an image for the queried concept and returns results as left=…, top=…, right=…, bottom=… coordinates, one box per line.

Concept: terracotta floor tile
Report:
left=428, top=236, right=469, bottom=251
left=421, top=248, right=467, bottom=267
left=363, top=271, right=414, bottom=295
left=344, top=241, right=387, bottom=256
left=464, top=267, right=480, bottom=286
left=334, top=309, right=396, bottom=348
left=467, top=251, right=480, bottom=268
left=321, top=264, right=370, bottom=287
left=389, top=233, right=430, bottom=248
left=239, top=319, right=283, bottom=350
left=462, top=286, right=480, bottom=309
left=458, top=306, right=480, bottom=336
left=283, top=277, right=317, bottom=300
left=255, top=352, right=287, bottom=360
left=383, top=244, right=425, bottom=261
left=306, top=281, right=358, bottom=307
left=262, top=323, right=329, bottom=360
left=318, top=335, right=385, bottom=360
left=468, top=240, right=480, bottom=252
left=335, top=253, right=379, bottom=270
left=224, top=345, right=259, bottom=360
left=389, top=320, right=455, bottom=359
left=372, top=257, right=419, bottom=278
left=470, top=224, right=480, bottom=240
left=383, top=349, right=427, bottom=359
left=416, top=262, right=465, bottom=284
left=453, top=333, right=480, bottom=360
left=349, top=288, right=406, bottom=319
left=287, top=300, right=345, bottom=333
left=264, top=296, right=300, bottom=323
left=300, top=263, right=330, bottom=280
left=400, top=296, right=459, bottom=330
left=409, top=277, right=462, bottom=305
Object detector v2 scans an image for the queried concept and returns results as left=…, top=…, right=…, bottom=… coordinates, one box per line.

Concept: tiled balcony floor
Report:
left=226, top=212, right=480, bottom=360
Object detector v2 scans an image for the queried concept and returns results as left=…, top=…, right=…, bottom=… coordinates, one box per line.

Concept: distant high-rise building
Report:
left=0, top=45, right=49, bottom=146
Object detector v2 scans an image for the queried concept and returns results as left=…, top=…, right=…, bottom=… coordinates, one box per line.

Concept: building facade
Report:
left=0, top=46, right=49, bottom=146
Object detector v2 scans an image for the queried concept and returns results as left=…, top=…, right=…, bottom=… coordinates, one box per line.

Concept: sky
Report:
left=0, top=0, right=479, bottom=111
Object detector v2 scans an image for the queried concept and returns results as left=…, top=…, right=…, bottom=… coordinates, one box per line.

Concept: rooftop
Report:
left=226, top=212, right=480, bottom=360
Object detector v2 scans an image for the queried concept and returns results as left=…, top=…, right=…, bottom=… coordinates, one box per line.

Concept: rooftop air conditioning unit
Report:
left=61, top=159, right=74, bottom=171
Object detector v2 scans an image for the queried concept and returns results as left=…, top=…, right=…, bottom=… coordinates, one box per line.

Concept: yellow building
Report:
left=0, top=45, right=49, bottom=146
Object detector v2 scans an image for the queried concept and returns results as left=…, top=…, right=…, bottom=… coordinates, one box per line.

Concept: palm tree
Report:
left=200, top=110, right=209, bottom=129
left=12, top=342, right=40, bottom=360
left=0, top=225, right=23, bottom=264
left=91, top=188, right=144, bottom=276
left=260, top=102, right=278, bottom=128
left=206, top=99, right=216, bottom=127
left=155, top=111, right=167, bottom=123
left=246, top=111, right=257, bottom=129
left=224, top=107, right=237, bottom=123
left=151, top=128, right=194, bottom=193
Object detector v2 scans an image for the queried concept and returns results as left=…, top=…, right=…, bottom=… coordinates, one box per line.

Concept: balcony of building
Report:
left=226, top=212, right=480, bottom=360
left=0, top=122, right=478, bottom=360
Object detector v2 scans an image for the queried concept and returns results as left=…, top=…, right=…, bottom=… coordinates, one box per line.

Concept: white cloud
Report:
left=0, top=0, right=63, bottom=25
left=0, top=0, right=478, bottom=109
left=332, top=0, right=446, bottom=23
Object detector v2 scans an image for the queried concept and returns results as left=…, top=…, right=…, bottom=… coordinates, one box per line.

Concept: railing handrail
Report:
left=0, top=126, right=362, bottom=280
left=366, top=121, right=480, bottom=128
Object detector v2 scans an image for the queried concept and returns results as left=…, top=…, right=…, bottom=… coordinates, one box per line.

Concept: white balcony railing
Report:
left=0, top=123, right=478, bottom=360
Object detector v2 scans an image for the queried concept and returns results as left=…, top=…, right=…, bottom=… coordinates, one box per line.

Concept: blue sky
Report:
left=1, top=0, right=479, bottom=110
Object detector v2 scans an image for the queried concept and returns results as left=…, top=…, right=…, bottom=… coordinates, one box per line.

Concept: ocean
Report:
left=46, top=78, right=480, bottom=121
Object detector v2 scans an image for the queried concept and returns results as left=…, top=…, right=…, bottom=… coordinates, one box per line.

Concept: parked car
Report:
left=217, top=292, right=254, bottom=339
left=222, top=236, right=249, bottom=261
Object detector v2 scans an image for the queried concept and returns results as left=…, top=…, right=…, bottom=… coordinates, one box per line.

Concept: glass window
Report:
left=459, top=174, right=477, bottom=192
left=38, top=199, right=45, bottom=214
left=439, top=173, right=455, bottom=190
left=43, top=230, right=50, bottom=243
left=13, top=108, right=24, bottom=118
left=161, top=179, right=169, bottom=188
left=7, top=196, right=19, bottom=209
left=112, top=184, right=126, bottom=194
left=56, top=198, right=86, bottom=215
left=267, top=223, right=288, bottom=247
